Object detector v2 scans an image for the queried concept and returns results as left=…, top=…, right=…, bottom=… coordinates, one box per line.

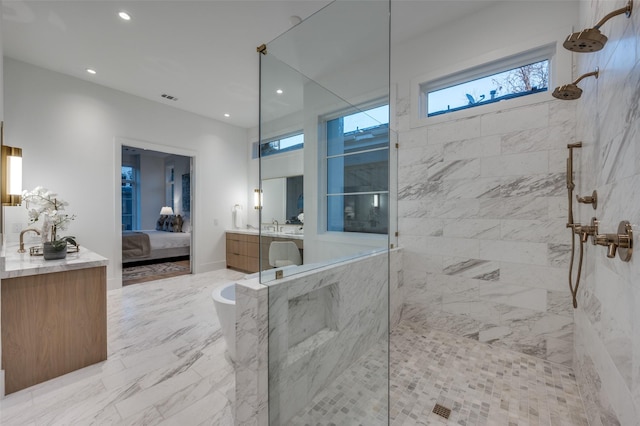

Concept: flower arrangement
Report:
left=22, top=186, right=77, bottom=250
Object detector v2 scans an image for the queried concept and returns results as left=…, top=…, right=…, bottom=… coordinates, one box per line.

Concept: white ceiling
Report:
left=2, top=1, right=498, bottom=129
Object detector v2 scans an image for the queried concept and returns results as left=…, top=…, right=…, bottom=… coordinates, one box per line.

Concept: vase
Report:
left=43, top=242, right=67, bottom=260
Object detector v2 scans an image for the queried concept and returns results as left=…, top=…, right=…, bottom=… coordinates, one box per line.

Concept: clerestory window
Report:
left=260, top=132, right=304, bottom=157
left=421, top=45, right=553, bottom=118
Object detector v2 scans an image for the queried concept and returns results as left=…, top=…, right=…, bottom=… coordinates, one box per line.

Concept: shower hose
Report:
left=568, top=228, right=584, bottom=309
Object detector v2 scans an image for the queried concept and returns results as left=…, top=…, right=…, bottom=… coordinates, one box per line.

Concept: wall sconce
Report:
left=159, top=206, right=174, bottom=215
left=373, top=193, right=379, bottom=208
left=254, top=189, right=263, bottom=210
left=1, top=123, right=23, bottom=206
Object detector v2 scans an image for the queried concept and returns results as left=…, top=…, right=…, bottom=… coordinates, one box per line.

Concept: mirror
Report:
left=262, top=175, right=303, bottom=225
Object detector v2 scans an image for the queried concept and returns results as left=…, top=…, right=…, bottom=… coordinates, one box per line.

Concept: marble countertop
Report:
left=226, top=228, right=304, bottom=240
left=0, top=243, right=109, bottom=279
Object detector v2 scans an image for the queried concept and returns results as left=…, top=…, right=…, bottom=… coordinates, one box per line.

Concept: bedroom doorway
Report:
left=121, top=144, right=193, bottom=286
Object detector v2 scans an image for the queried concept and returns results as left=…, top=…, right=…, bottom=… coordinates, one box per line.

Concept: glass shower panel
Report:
left=260, top=1, right=390, bottom=424
left=259, top=0, right=390, bottom=282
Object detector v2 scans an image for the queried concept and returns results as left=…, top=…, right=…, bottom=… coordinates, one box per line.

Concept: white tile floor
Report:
left=0, top=269, right=589, bottom=426
left=0, top=268, right=245, bottom=426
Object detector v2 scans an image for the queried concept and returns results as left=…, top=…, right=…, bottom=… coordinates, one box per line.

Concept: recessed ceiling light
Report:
left=118, top=11, right=131, bottom=21
left=86, top=68, right=97, bottom=75
left=276, top=89, right=283, bottom=94
left=224, top=113, right=230, bottom=118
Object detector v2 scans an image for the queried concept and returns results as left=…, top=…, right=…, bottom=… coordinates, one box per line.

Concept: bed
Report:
left=122, top=230, right=191, bottom=264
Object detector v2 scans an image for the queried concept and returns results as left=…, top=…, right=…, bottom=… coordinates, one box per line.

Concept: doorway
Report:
left=119, top=143, right=194, bottom=286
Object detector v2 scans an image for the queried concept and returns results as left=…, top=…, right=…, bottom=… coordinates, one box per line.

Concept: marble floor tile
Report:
left=288, top=319, right=589, bottom=426
left=1, top=267, right=589, bottom=426
left=0, top=269, right=243, bottom=426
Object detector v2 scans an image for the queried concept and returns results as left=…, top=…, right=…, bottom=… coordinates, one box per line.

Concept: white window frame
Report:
left=410, top=30, right=572, bottom=128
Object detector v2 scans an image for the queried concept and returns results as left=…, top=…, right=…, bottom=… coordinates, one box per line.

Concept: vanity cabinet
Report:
left=1, top=266, right=107, bottom=394
left=226, top=232, right=260, bottom=273
left=225, top=232, right=303, bottom=273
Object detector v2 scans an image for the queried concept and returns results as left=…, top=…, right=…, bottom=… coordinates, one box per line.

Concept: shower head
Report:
left=552, top=68, right=599, bottom=100
left=563, top=28, right=608, bottom=53
left=553, top=84, right=583, bottom=100
left=563, top=0, right=633, bottom=52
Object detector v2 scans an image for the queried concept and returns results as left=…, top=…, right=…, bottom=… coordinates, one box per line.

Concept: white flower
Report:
left=22, top=187, right=76, bottom=241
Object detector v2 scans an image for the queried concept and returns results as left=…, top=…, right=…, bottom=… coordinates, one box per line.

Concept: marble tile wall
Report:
left=572, top=0, right=640, bottom=424
left=235, top=249, right=402, bottom=425
left=396, top=92, right=577, bottom=366
left=235, top=279, right=268, bottom=426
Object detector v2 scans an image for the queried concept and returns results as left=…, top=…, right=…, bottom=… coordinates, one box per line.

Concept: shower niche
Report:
left=287, top=284, right=338, bottom=350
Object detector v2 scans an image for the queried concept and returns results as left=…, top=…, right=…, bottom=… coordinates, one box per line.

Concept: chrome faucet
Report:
left=19, top=228, right=41, bottom=253
left=272, top=219, right=279, bottom=232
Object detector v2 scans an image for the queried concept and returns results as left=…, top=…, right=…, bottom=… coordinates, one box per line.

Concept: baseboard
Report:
left=195, top=260, right=226, bottom=274
left=0, top=369, right=5, bottom=398
left=107, top=277, right=122, bottom=291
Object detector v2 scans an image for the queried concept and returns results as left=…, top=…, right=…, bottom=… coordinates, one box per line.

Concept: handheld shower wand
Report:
left=567, top=142, right=584, bottom=309
left=566, top=142, right=582, bottom=227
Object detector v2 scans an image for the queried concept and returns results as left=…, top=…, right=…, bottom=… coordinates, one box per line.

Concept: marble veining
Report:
left=398, top=91, right=579, bottom=369
left=443, top=258, right=500, bottom=281
left=0, top=268, right=244, bottom=425
left=0, top=242, right=108, bottom=279
left=234, top=250, right=399, bottom=426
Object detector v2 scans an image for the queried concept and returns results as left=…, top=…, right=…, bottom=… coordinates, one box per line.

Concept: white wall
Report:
left=4, top=58, right=248, bottom=288
left=573, top=0, right=640, bottom=424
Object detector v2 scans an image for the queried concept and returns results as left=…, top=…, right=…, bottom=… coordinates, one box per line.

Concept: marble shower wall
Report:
left=572, top=0, right=640, bottom=424
left=396, top=96, right=577, bottom=366
left=236, top=249, right=402, bottom=426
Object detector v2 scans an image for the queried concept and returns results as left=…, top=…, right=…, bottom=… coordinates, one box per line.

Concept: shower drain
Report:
left=432, top=403, right=452, bottom=419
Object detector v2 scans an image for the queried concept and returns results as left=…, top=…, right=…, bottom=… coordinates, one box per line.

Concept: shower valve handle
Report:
left=593, top=221, right=633, bottom=262
left=575, top=217, right=599, bottom=244
left=576, top=190, right=598, bottom=209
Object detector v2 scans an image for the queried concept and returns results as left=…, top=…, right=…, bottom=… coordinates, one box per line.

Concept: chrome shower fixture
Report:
left=552, top=68, right=599, bottom=100
left=563, top=0, right=633, bottom=52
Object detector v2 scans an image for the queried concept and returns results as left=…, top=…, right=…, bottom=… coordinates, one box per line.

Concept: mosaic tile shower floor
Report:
left=290, top=319, right=589, bottom=426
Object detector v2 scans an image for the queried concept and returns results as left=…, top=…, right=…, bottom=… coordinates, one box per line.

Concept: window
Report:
left=421, top=46, right=552, bottom=118
left=121, top=165, right=138, bottom=231
left=260, top=132, right=304, bottom=157
left=326, top=104, right=389, bottom=234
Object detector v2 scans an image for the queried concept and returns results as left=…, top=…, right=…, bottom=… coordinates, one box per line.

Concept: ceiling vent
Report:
left=161, top=94, right=178, bottom=101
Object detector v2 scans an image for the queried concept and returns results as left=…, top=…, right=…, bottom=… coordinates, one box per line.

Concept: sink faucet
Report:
left=272, top=219, right=279, bottom=232
left=19, top=228, right=41, bottom=253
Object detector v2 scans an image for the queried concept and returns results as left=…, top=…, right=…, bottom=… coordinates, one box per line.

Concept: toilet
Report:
left=212, top=282, right=236, bottom=362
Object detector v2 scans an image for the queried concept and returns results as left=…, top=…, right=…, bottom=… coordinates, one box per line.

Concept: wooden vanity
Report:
left=1, top=245, right=108, bottom=395
left=226, top=231, right=303, bottom=273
